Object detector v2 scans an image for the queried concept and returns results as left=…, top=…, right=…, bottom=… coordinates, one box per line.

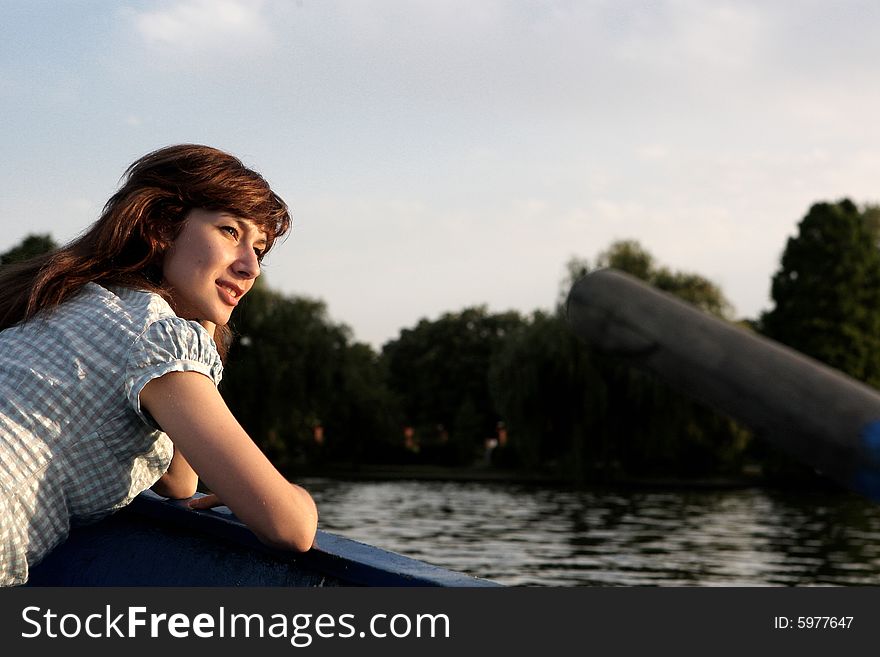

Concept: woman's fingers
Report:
left=187, top=493, right=223, bottom=509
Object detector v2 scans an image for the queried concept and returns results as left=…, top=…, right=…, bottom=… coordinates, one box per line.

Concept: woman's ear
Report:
left=155, top=225, right=176, bottom=251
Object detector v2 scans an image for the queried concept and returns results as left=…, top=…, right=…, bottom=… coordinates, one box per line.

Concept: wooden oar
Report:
left=566, top=267, right=880, bottom=499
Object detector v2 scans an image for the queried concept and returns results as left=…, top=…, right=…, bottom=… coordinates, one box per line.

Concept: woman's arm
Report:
left=140, top=370, right=318, bottom=552
left=150, top=445, right=199, bottom=499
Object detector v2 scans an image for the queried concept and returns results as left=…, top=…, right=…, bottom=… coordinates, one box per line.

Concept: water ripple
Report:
left=302, top=478, right=880, bottom=586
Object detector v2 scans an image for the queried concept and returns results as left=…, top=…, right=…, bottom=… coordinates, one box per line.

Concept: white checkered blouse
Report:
left=0, top=283, right=223, bottom=585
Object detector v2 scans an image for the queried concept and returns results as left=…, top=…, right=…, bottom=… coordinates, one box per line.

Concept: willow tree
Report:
left=488, top=310, right=608, bottom=480
left=221, top=278, right=398, bottom=470
left=555, top=240, right=749, bottom=478
left=380, top=306, right=525, bottom=464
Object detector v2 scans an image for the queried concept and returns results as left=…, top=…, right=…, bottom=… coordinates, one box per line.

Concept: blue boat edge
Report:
left=25, top=490, right=502, bottom=587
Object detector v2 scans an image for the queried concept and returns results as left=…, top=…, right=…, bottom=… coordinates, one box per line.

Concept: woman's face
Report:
left=161, top=208, right=267, bottom=325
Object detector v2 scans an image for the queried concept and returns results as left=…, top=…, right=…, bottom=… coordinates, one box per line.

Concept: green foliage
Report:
left=488, top=311, right=608, bottom=480
left=380, top=306, right=525, bottom=464
left=221, top=278, right=399, bottom=471
left=598, top=360, right=751, bottom=477
left=761, top=199, right=880, bottom=387
left=595, top=239, right=654, bottom=281
left=0, top=234, right=57, bottom=264
left=547, top=240, right=750, bottom=478
left=651, top=269, right=733, bottom=318
left=595, top=240, right=732, bottom=318
left=558, top=240, right=732, bottom=318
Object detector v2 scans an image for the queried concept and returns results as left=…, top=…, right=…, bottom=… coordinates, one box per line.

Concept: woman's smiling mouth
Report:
left=216, top=281, right=244, bottom=305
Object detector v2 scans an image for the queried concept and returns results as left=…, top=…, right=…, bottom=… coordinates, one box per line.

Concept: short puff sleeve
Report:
left=124, top=317, right=224, bottom=430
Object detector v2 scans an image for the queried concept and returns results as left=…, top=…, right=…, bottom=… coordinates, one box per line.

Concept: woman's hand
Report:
left=187, top=492, right=224, bottom=510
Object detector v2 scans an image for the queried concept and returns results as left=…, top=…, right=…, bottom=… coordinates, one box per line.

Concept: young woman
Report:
left=0, top=144, right=318, bottom=586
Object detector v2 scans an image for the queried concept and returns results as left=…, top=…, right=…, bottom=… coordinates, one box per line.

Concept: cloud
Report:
left=636, top=144, right=670, bottom=162
left=613, top=0, right=766, bottom=72
left=131, top=0, right=273, bottom=54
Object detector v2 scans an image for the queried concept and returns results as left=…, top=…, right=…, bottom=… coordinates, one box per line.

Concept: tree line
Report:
left=6, top=198, right=880, bottom=484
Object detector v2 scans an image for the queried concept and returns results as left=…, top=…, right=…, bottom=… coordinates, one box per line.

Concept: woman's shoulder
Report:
left=84, top=282, right=177, bottom=326
left=95, top=285, right=219, bottom=362
left=34, top=284, right=218, bottom=369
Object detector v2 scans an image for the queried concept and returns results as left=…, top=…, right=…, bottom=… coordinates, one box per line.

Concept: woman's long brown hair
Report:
left=0, top=144, right=291, bottom=359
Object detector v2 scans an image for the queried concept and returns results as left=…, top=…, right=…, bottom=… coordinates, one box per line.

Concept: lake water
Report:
left=302, top=477, right=880, bottom=586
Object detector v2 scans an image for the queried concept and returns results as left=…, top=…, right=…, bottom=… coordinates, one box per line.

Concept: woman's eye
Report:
left=254, top=248, right=265, bottom=262
left=221, top=226, right=239, bottom=239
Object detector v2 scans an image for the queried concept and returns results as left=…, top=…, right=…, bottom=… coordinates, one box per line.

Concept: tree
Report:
left=0, top=234, right=57, bottom=264
left=761, top=199, right=880, bottom=387
left=488, top=310, right=609, bottom=480
left=221, top=278, right=399, bottom=471
left=559, top=240, right=732, bottom=319
left=381, top=307, right=525, bottom=464
left=554, top=239, right=750, bottom=478
left=595, top=240, right=732, bottom=318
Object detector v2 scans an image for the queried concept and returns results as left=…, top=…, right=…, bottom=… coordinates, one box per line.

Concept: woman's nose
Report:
left=234, top=246, right=261, bottom=279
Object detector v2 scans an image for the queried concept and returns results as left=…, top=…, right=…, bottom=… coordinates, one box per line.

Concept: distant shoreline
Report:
left=292, top=462, right=789, bottom=491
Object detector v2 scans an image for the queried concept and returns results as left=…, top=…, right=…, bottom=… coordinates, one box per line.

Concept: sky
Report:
left=3, top=0, right=880, bottom=350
